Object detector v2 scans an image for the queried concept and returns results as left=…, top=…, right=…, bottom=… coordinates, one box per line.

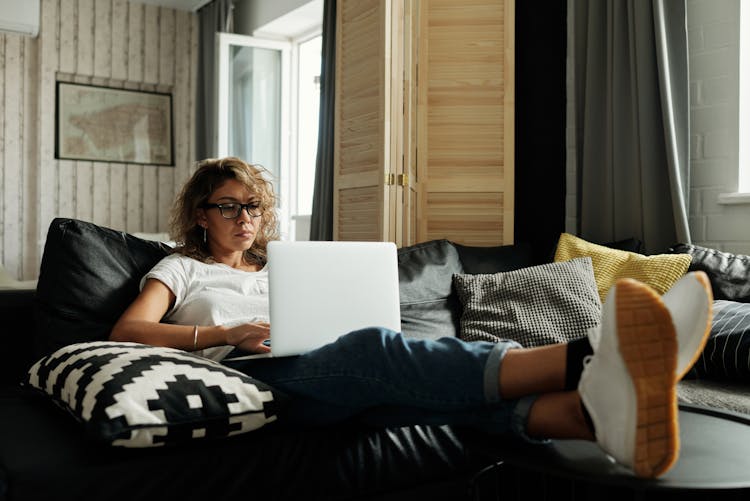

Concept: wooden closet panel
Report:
left=424, top=192, right=504, bottom=245
left=334, top=0, right=389, bottom=240
left=417, top=0, right=513, bottom=246
left=337, top=186, right=382, bottom=241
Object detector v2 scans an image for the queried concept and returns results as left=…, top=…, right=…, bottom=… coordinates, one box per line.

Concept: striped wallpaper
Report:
left=0, top=0, right=199, bottom=280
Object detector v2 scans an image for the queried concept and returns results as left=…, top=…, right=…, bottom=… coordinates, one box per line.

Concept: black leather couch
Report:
left=1, top=218, right=749, bottom=501
left=1, top=218, right=543, bottom=501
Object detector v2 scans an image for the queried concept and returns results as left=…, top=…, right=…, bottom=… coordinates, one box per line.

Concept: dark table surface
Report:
left=491, top=403, right=750, bottom=492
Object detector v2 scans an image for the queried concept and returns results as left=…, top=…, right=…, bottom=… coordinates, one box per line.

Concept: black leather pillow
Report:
left=398, top=240, right=464, bottom=340
left=35, top=218, right=171, bottom=358
left=670, top=243, right=750, bottom=302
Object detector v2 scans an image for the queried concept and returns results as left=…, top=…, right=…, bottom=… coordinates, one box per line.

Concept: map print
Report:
left=58, top=83, right=172, bottom=165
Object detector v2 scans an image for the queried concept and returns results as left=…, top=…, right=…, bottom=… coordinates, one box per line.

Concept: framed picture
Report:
left=56, top=82, right=173, bottom=166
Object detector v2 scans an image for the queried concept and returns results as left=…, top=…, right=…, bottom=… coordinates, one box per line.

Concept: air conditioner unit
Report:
left=0, top=0, right=40, bottom=37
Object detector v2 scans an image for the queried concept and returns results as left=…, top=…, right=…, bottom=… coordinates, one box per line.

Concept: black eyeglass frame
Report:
left=200, top=202, right=263, bottom=219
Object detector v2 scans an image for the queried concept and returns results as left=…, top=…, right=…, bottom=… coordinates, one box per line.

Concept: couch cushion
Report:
left=554, top=233, right=691, bottom=302
left=453, top=241, right=536, bottom=274
left=26, top=341, right=284, bottom=447
left=453, top=257, right=601, bottom=347
left=0, top=384, right=489, bottom=501
left=397, top=240, right=464, bottom=340
left=35, top=218, right=171, bottom=358
left=0, top=289, right=37, bottom=387
left=670, top=243, right=750, bottom=302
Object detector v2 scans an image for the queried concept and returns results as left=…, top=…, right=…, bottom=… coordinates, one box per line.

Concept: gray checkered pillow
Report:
left=453, top=257, right=601, bottom=347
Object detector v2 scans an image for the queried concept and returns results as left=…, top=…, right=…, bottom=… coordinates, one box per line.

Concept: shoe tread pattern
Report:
left=616, top=279, right=679, bottom=478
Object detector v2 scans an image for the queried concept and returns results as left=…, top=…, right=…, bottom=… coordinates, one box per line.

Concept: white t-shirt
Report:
left=142, top=253, right=269, bottom=361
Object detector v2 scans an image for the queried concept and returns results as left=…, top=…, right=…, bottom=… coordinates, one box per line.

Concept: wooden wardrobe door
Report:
left=416, top=0, right=514, bottom=246
left=333, top=0, right=514, bottom=246
left=333, top=0, right=391, bottom=242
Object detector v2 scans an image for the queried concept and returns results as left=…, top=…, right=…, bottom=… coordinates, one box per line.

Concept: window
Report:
left=292, top=34, right=322, bottom=240
left=216, top=3, right=322, bottom=239
left=708, top=0, right=750, bottom=204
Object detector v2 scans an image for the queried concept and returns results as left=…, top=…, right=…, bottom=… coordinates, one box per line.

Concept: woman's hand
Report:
left=225, top=322, right=271, bottom=353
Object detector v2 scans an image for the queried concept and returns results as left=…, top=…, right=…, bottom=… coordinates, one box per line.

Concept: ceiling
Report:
left=127, top=1, right=323, bottom=39
left=128, top=0, right=212, bottom=12
left=254, top=0, right=322, bottom=39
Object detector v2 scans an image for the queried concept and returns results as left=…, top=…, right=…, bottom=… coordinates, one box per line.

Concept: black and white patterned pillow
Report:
left=26, top=342, right=284, bottom=447
left=453, top=257, right=601, bottom=347
left=692, top=300, right=750, bottom=381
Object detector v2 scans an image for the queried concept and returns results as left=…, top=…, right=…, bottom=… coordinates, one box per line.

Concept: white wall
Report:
left=0, top=0, right=199, bottom=280
left=687, top=0, right=750, bottom=254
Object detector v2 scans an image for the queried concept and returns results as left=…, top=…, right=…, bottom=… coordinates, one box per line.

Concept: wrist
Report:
left=192, top=325, right=229, bottom=350
left=215, top=325, right=233, bottom=346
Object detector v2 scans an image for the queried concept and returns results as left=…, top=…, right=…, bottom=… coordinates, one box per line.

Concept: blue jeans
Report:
left=223, top=328, right=535, bottom=438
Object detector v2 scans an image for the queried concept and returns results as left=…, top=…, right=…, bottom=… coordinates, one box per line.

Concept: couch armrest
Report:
left=0, top=289, right=37, bottom=387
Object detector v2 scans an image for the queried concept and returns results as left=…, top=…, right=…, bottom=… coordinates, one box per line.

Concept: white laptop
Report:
left=225, top=240, right=401, bottom=359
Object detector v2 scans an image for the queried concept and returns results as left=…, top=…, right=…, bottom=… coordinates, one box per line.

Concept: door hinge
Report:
left=385, top=173, right=409, bottom=186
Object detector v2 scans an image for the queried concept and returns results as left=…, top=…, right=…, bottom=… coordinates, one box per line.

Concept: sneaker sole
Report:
left=616, top=279, right=679, bottom=478
left=676, top=271, right=714, bottom=381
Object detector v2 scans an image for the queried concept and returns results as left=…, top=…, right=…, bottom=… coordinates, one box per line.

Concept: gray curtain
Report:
left=309, top=0, right=336, bottom=241
left=195, top=0, right=234, bottom=161
left=571, top=0, right=691, bottom=253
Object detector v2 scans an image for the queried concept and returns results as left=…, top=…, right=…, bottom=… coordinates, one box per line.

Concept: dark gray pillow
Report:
left=453, top=257, right=601, bottom=347
left=398, top=240, right=464, bottom=340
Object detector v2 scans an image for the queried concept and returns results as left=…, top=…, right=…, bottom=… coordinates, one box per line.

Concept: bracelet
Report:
left=192, top=325, right=198, bottom=351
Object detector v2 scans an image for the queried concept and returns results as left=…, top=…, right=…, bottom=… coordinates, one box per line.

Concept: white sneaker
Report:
left=579, top=278, right=679, bottom=478
left=587, top=271, right=713, bottom=380
left=661, top=271, right=713, bottom=379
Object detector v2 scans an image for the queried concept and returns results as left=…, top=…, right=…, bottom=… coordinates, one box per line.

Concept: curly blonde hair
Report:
left=169, top=157, right=279, bottom=266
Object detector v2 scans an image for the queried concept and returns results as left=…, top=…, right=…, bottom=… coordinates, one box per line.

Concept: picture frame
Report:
left=55, top=82, right=173, bottom=166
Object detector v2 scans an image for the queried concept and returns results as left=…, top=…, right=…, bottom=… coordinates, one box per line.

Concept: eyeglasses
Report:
left=201, top=202, right=263, bottom=219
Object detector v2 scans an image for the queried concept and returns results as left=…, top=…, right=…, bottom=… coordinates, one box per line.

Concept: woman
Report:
left=111, top=157, right=713, bottom=479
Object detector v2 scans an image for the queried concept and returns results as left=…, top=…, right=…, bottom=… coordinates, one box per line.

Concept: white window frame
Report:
left=738, top=0, right=750, bottom=194
left=215, top=32, right=293, bottom=236
left=289, top=28, right=323, bottom=240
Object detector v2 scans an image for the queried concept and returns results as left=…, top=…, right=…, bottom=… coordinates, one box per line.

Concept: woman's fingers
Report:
left=226, top=322, right=271, bottom=353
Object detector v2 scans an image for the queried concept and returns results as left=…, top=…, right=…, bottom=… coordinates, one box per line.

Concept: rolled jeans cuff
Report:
left=511, top=394, right=549, bottom=444
left=483, top=340, right=522, bottom=403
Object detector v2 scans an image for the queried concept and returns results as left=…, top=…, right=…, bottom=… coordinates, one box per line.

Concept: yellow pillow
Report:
left=553, top=233, right=691, bottom=302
